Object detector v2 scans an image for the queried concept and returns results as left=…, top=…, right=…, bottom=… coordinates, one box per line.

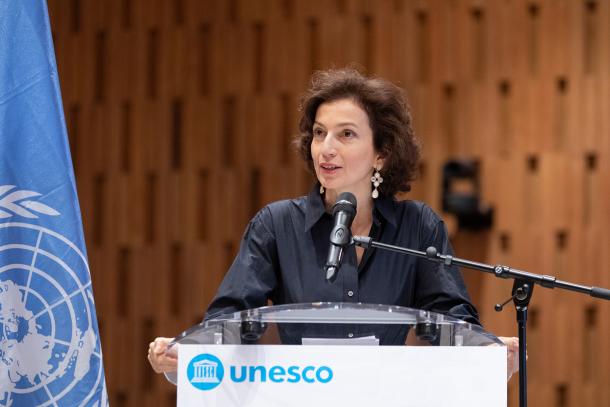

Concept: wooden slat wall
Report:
left=47, top=1, right=609, bottom=406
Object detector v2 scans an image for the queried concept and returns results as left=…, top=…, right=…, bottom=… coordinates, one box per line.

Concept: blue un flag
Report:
left=0, top=1, right=108, bottom=405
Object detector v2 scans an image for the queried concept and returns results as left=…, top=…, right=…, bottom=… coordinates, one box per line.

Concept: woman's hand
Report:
left=499, top=336, right=520, bottom=380
left=147, top=337, right=178, bottom=374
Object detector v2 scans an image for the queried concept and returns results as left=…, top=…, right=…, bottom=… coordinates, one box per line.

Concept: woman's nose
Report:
left=321, top=133, right=338, bottom=157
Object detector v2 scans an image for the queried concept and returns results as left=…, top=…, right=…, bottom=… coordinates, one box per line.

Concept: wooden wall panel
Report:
left=46, top=0, right=610, bottom=406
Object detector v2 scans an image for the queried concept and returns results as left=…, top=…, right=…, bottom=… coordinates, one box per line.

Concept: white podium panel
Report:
left=177, top=345, right=506, bottom=407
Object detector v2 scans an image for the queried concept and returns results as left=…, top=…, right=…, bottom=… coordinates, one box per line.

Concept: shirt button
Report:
left=348, top=333, right=354, bottom=338
left=347, top=290, right=354, bottom=297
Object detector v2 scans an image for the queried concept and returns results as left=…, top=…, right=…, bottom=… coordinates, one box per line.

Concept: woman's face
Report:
left=310, top=98, right=382, bottom=202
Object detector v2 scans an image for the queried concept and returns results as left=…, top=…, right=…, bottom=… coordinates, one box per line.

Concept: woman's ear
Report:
left=375, top=156, right=385, bottom=171
left=375, top=147, right=388, bottom=170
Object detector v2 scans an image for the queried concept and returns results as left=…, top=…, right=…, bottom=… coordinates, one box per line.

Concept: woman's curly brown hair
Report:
left=295, top=68, right=421, bottom=196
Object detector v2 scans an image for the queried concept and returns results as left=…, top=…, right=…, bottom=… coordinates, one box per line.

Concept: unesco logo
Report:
left=187, top=353, right=334, bottom=392
left=187, top=354, right=225, bottom=391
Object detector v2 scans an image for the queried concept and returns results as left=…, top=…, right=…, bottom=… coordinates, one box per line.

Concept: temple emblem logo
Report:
left=187, top=354, right=225, bottom=391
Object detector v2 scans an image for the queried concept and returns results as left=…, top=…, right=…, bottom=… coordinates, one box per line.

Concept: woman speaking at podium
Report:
left=148, top=68, right=518, bottom=377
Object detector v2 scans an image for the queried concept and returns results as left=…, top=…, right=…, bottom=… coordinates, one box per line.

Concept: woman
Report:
left=148, top=68, right=518, bottom=377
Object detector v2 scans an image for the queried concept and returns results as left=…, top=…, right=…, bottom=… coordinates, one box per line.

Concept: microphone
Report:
left=324, top=192, right=357, bottom=283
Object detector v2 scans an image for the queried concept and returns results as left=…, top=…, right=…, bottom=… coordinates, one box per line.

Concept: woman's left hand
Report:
left=499, top=336, right=520, bottom=380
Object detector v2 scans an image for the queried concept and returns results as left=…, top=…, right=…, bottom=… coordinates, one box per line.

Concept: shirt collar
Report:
left=304, top=183, right=328, bottom=231
left=373, top=193, right=398, bottom=228
left=305, top=183, right=398, bottom=231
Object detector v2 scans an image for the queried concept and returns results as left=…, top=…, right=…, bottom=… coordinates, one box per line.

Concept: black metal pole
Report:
left=517, top=307, right=527, bottom=407
left=351, top=236, right=610, bottom=301
left=506, top=279, right=533, bottom=407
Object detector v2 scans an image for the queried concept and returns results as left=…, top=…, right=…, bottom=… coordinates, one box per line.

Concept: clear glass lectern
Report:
left=170, top=302, right=501, bottom=348
left=169, top=303, right=507, bottom=406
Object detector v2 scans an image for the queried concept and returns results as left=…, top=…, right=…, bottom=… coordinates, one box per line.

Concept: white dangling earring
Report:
left=320, top=184, right=325, bottom=194
left=371, top=168, right=383, bottom=199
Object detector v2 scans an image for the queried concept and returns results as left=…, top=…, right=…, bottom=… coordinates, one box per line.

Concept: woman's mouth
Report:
left=320, top=163, right=342, bottom=173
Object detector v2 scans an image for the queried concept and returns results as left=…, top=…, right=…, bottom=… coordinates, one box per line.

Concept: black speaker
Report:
left=442, top=159, right=493, bottom=230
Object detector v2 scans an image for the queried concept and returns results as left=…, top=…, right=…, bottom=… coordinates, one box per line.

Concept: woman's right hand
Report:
left=147, top=337, right=178, bottom=373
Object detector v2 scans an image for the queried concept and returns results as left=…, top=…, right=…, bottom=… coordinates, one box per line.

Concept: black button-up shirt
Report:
left=205, top=186, right=480, bottom=343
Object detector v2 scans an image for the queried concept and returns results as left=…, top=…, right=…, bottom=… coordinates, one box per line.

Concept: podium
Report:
left=168, top=303, right=507, bottom=407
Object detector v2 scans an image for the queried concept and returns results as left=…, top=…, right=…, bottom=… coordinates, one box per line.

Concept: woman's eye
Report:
left=313, top=128, right=325, bottom=137
left=342, top=130, right=354, bottom=138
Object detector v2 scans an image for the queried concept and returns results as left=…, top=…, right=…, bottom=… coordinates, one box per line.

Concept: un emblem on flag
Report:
left=0, top=214, right=105, bottom=405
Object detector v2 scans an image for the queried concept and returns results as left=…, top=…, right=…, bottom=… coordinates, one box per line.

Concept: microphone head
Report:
left=332, top=192, right=357, bottom=216
left=325, top=266, right=338, bottom=283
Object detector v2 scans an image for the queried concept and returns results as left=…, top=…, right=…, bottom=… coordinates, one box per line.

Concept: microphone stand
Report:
left=352, top=235, right=610, bottom=407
